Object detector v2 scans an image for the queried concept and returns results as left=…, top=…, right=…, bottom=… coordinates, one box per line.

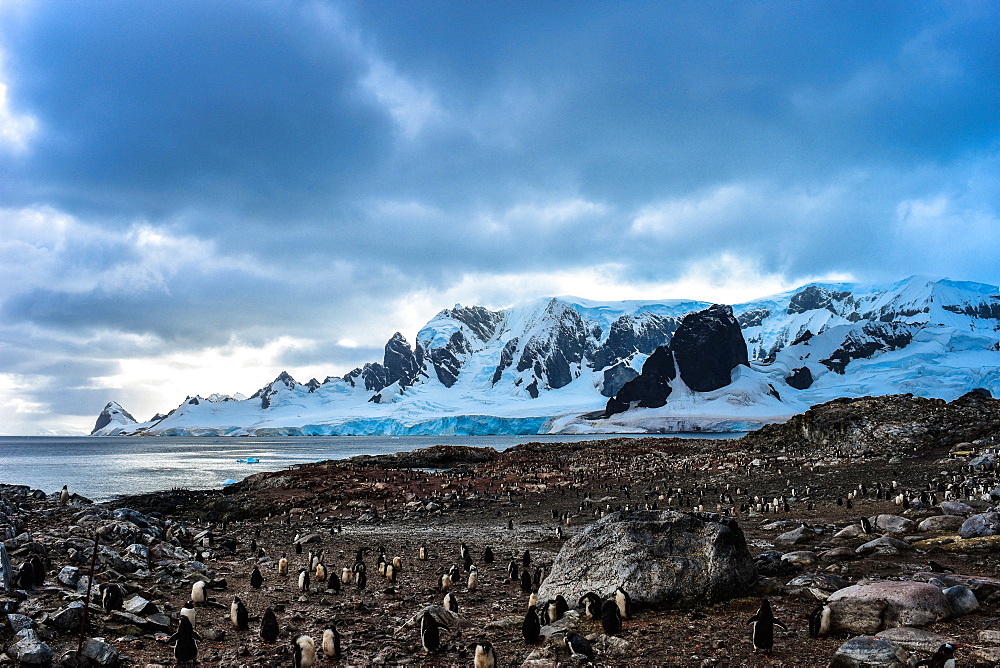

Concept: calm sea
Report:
left=0, top=433, right=740, bottom=502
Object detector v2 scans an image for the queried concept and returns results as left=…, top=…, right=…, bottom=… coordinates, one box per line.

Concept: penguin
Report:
left=928, top=560, right=955, bottom=573
left=473, top=640, right=498, bottom=668
left=29, top=555, right=45, bottom=586
left=322, top=626, right=341, bottom=660
left=327, top=570, right=341, bottom=592
left=341, top=566, right=352, bottom=584
left=916, top=642, right=960, bottom=668
left=443, top=591, right=459, bottom=613
left=467, top=565, right=479, bottom=591
left=311, top=550, right=323, bottom=570
left=295, top=541, right=302, bottom=555
left=464, top=552, right=474, bottom=572
left=278, top=553, right=289, bottom=576
left=419, top=544, right=428, bottom=560
left=292, top=634, right=317, bottom=668
left=167, top=614, right=201, bottom=666
left=748, top=599, right=787, bottom=655
left=59, top=484, right=70, bottom=506
left=483, top=546, right=494, bottom=563
left=392, top=555, right=403, bottom=572
left=521, top=549, right=531, bottom=567
left=460, top=542, right=470, bottom=562
left=860, top=516, right=874, bottom=535
left=385, top=563, right=396, bottom=583
left=100, top=583, right=125, bottom=612
left=579, top=592, right=603, bottom=620
left=564, top=632, right=594, bottom=660
left=438, top=572, right=452, bottom=592
left=298, top=568, right=310, bottom=592
left=180, top=600, right=197, bottom=628
left=522, top=605, right=541, bottom=643
left=448, top=564, right=460, bottom=580
left=355, top=569, right=367, bottom=590
left=259, top=607, right=280, bottom=643
left=614, top=586, right=632, bottom=619
left=528, top=592, right=538, bottom=609
left=420, top=611, right=441, bottom=653
left=250, top=565, right=264, bottom=589
left=16, top=561, right=34, bottom=590
left=601, top=599, right=623, bottom=634
left=315, top=562, right=327, bottom=581
left=230, top=596, right=249, bottom=631
left=191, top=580, right=207, bottom=604
left=520, top=569, right=533, bottom=593
left=532, top=567, right=544, bottom=590
left=507, top=560, right=519, bottom=581
left=807, top=603, right=830, bottom=639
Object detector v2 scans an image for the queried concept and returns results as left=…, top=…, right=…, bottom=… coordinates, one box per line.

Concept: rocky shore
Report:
left=3, top=391, right=1000, bottom=666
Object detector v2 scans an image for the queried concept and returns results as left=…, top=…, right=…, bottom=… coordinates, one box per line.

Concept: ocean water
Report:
left=0, top=433, right=741, bottom=502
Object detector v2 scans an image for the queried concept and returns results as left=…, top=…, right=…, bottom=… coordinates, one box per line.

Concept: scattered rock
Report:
left=826, top=581, right=953, bottom=634
left=959, top=512, right=1000, bottom=539
left=874, top=627, right=949, bottom=654
left=829, top=636, right=912, bottom=667
left=916, top=515, right=965, bottom=532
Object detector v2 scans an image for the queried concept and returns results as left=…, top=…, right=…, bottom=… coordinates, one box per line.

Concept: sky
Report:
left=0, top=0, right=998, bottom=435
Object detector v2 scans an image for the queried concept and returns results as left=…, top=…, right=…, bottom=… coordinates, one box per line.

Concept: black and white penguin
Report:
left=916, top=642, right=961, bottom=668
left=419, top=544, right=428, bottom=560
left=327, top=570, right=341, bottom=592
left=29, top=555, right=45, bottom=586
left=748, top=599, right=787, bottom=655
left=807, top=603, right=831, bottom=639
left=460, top=542, right=470, bottom=562
left=59, top=484, right=70, bottom=506
left=292, top=634, right=316, bottom=668
left=100, top=583, right=125, bottom=612
left=16, top=561, right=34, bottom=590
left=191, top=580, right=207, bottom=604
left=341, top=566, right=352, bottom=585
left=230, top=596, right=249, bottom=631
left=420, top=611, right=441, bottom=653
left=521, top=549, right=531, bottom=567
left=507, top=560, right=519, bottom=581
left=180, top=600, right=197, bottom=628
left=295, top=541, right=302, bottom=555
left=520, top=569, right=533, bottom=593
left=473, top=640, right=498, bottom=668
left=259, top=607, right=280, bottom=643
left=579, top=592, right=603, bottom=620
left=614, top=586, right=632, bottom=619
left=601, top=599, right=623, bottom=634
left=278, top=553, right=289, bottom=576
left=298, top=568, right=310, bottom=592
left=443, top=591, right=459, bottom=613
left=467, top=565, right=479, bottom=591
left=532, top=567, right=544, bottom=590
left=167, top=614, right=201, bottom=666
left=564, top=632, right=594, bottom=660
left=250, top=565, right=264, bottom=589
left=315, top=562, right=327, bottom=581
left=448, top=564, right=460, bottom=580
left=522, top=605, right=541, bottom=643
left=928, top=560, right=955, bottom=574
left=355, top=569, right=367, bottom=590
left=438, top=571, right=452, bottom=592
left=483, top=546, right=494, bottom=563
left=860, top=516, right=874, bottom=534
left=322, top=625, right=341, bottom=660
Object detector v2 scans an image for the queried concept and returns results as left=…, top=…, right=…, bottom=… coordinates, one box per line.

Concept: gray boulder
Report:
left=826, top=581, right=952, bottom=634
left=52, top=600, right=86, bottom=631
left=856, top=536, right=913, bottom=556
left=939, top=501, right=974, bottom=516
left=874, top=627, right=948, bottom=654
left=81, top=638, right=120, bottom=666
left=916, top=515, right=965, bottom=533
left=942, top=585, right=978, bottom=616
left=959, top=512, right=1000, bottom=538
left=536, top=510, right=755, bottom=608
left=829, top=636, right=913, bottom=667
left=57, top=566, right=81, bottom=587
left=872, top=514, right=915, bottom=535
left=774, top=525, right=818, bottom=546
left=0, top=543, right=10, bottom=591
left=9, top=630, right=53, bottom=665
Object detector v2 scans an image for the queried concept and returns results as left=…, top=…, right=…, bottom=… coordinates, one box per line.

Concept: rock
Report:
left=959, top=512, right=1000, bottom=539
left=855, top=536, right=913, bottom=556
left=874, top=627, right=948, bottom=654
left=81, top=638, right=120, bottom=666
left=753, top=551, right=797, bottom=576
left=939, top=501, right=974, bottom=516
left=780, top=551, right=817, bottom=568
left=916, top=515, right=965, bottom=532
left=829, top=636, right=913, bottom=667
left=57, top=566, right=81, bottom=587
left=5, top=614, right=34, bottom=633
left=968, top=647, right=1000, bottom=666
left=826, top=581, right=953, bottom=634
left=818, top=547, right=860, bottom=562
left=0, top=544, right=10, bottom=591
left=9, top=630, right=53, bottom=665
left=296, top=533, right=322, bottom=544
left=833, top=524, right=866, bottom=540
left=124, top=594, right=158, bottom=615
left=786, top=573, right=851, bottom=592
left=872, top=514, right=915, bottom=535
left=978, top=629, right=1000, bottom=643
left=774, top=525, right=818, bottom=546
left=52, top=600, right=86, bottom=631
left=537, top=510, right=755, bottom=608
left=942, top=585, right=978, bottom=616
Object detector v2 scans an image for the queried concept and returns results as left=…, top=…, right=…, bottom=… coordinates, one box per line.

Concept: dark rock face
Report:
left=428, top=331, right=470, bottom=388
left=670, top=304, right=749, bottom=392
left=787, top=286, right=854, bottom=315
left=820, top=323, right=915, bottom=374
left=343, top=333, right=426, bottom=393
left=786, top=367, right=813, bottom=390
left=604, top=304, right=749, bottom=416
left=515, top=300, right=593, bottom=390
left=424, top=306, right=505, bottom=387
left=491, top=338, right=519, bottom=386
left=943, top=298, right=1000, bottom=319
left=92, top=402, right=138, bottom=434
left=536, top=510, right=756, bottom=608
left=251, top=371, right=298, bottom=409
left=737, top=307, right=771, bottom=329
left=440, top=305, right=504, bottom=341
left=601, top=362, right=640, bottom=398
left=590, top=313, right=677, bottom=371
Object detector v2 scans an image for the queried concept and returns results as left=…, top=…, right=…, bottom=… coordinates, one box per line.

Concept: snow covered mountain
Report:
left=93, top=276, right=1000, bottom=436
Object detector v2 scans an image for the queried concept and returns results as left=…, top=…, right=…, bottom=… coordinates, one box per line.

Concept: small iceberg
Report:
left=222, top=479, right=238, bottom=486
left=236, top=456, right=261, bottom=464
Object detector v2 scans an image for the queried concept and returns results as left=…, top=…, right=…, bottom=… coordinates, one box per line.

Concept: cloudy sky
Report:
left=0, top=1, right=997, bottom=435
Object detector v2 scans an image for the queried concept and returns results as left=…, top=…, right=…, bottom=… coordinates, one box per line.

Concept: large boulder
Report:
left=959, top=512, right=1000, bottom=538
left=536, top=510, right=755, bottom=608
left=829, top=636, right=913, bottom=668
left=826, top=581, right=953, bottom=634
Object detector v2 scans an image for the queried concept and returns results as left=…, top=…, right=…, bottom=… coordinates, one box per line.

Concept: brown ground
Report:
left=9, top=433, right=1000, bottom=667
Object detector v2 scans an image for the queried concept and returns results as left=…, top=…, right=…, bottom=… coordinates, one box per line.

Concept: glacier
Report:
left=94, top=275, right=1000, bottom=436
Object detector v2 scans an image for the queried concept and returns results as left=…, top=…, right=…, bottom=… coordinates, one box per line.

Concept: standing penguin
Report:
left=520, top=569, right=533, bottom=593
left=420, top=612, right=441, bottom=653
left=29, top=555, right=45, bottom=586
left=748, top=599, right=788, bottom=655
left=179, top=600, right=197, bottom=628
left=443, top=592, right=459, bottom=613
left=614, top=586, right=632, bottom=619
left=259, top=607, right=280, bottom=643
left=322, top=625, right=341, bottom=661
left=473, top=641, right=498, bottom=668
left=327, top=571, right=341, bottom=592
left=341, top=566, right=352, bottom=585
left=230, top=596, right=249, bottom=631
left=483, top=546, right=494, bottom=563
left=167, top=615, right=201, bottom=666
left=564, top=632, right=594, bottom=660
left=419, top=544, right=428, bottom=560
left=807, top=603, right=831, bottom=639
left=467, top=565, right=479, bottom=591
left=522, top=605, right=541, bottom=643
left=601, top=599, right=623, bottom=634
left=250, top=565, right=264, bottom=589
left=579, top=592, right=603, bottom=620
left=16, top=561, right=34, bottom=590
left=191, top=580, right=207, bottom=604
left=59, top=484, right=70, bottom=506
left=355, top=569, right=367, bottom=590
left=315, top=562, right=327, bottom=581
left=278, top=553, right=289, bottom=576
left=100, top=583, right=125, bottom=612
left=292, top=634, right=316, bottom=668
left=507, top=561, right=519, bottom=581
left=298, top=568, right=310, bottom=592
left=916, top=642, right=961, bottom=668
left=438, top=572, right=452, bottom=592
